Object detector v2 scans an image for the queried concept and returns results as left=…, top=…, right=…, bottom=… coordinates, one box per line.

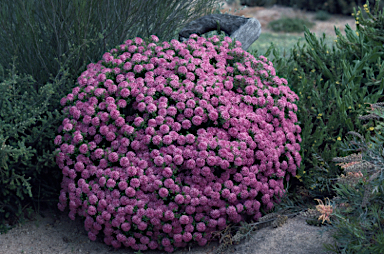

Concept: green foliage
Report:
left=239, top=0, right=277, bottom=7
left=315, top=10, right=331, bottom=21
left=267, top=17, right=315, bottom=33
left=0, top=0, right=225, bottom=232
left=321, top=102, right=384, bottom=253
left=252, top=0, right=384, bottom=201
left=274, top=0, right=384, bottom=16
left=0, top=57, right=65, bottom=234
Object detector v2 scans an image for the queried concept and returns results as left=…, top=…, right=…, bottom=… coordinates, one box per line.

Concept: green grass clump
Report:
left=268, top=16, right=315, bottom=33
left=315, top=10, right=331, bottom=21
left=248, top=32, right=336, bottom=61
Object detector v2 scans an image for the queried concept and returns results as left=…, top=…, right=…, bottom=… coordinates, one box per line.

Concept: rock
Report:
left=178, top=13, right=261, bottom=51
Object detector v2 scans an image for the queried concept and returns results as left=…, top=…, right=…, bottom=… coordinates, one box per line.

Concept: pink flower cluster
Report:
left=55, top=33, right=301, bottom=253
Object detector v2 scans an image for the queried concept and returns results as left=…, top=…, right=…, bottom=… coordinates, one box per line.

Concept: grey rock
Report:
left=178, top=13, right=261, bottom=51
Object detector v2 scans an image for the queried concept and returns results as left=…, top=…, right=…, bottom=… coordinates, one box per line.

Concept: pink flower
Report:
left=185, top=134, right=195, bottom=144
left=179, top=215, right=189, bottom=224
left=88, top=231, right=97, bottom=241
left=208, top=111, right=218, bottom=121
left=192, top=115, right=203, bottom=126
left=161, top=238, right=171, bottom=247
left=167, top=106, right=177, bottom=116
left=88, top=205, right=97, bottom=216
left=118, top=181, right=128, bottom=191
left=175, top=194, right=185, bottom=204
left=159, top=187, right=169, bottom=198
left=120, top=157, right=129, bottom=167
left=197, top=141, right=208, bottom=151
left=159, top=124, right=170, bottom=134
left=108, top=152, right=119, bottom=162
left=162, top=135, right=172, bottom=145
left=262, top=194, right=270, bottom=204
left=173, top=234, right=183, bottom=243
left=125, top=187, right=136, bottom=197
left=146, top=103, right=157, bottom=113
left=130, top=178, right=140, bottom=188
left=182, top=232, right=193, bottom=242
left=74, top=162, right=84, bottom=172
left=228, top=193, right=237, bottom=203
left=151, top=35, right=159, bottom=42
left=63, top=123, right=73, bottom=132
left=162, top=223, right=172, bottom=233
left=106, top=179, right=116, bottom=188
left=137, top=102, right=146, bottom=112
left=152, top=135, right=162, bottom=146
left=182, top=120, right=192, bottom=129
left=154, top=156, right=164, bottom=166
left=164, top=210, right=174, bottom=220
left=196, top=222, right=206, bottom=232
left=54, top=135, right=62, bottom=145
left=162, top=167, right=173, bottom=178
left=173, top=154, right=183, bottom=165
left=133, top=117, right=144, bottom=127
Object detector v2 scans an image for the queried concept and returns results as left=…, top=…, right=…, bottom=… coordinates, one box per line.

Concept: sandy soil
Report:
left=0, top=206, right=339, bottom=254
left=0, top=3, right=354, bottom=254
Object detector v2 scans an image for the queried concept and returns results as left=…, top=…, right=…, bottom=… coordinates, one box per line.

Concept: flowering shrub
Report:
left=54, top=33, right=302, bottom=252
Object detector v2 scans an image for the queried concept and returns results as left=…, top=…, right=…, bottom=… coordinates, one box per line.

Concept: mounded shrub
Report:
left=55, top=33, right=301, bottom=252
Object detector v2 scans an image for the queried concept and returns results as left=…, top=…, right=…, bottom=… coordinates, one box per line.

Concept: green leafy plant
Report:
left=273, top=0, right=384, bottom=16
left=321, top=101, right=384, bottom=253
left=268, top=17, right=315, bottom=33
left=0, top=56, right=63, bottom=234
left=315, top=10, right=331, bottom=21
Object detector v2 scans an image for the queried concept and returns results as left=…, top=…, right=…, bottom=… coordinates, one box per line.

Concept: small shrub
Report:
left=268, top=17, right=315, bottom=33
left=322, top=102, right=384, bottom=253
left=55, top=34, right=301, bottom=252
left=0, top=57, right=64, bottom=234
left=315, top=10, right=331, bottom=21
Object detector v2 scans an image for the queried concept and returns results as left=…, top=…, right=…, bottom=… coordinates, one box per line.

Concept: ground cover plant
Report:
left=315, top=10, right=331, bottom=21
left=54, top=32, right=302, bottom=252
left=267, top=16, right=315, bottom=33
